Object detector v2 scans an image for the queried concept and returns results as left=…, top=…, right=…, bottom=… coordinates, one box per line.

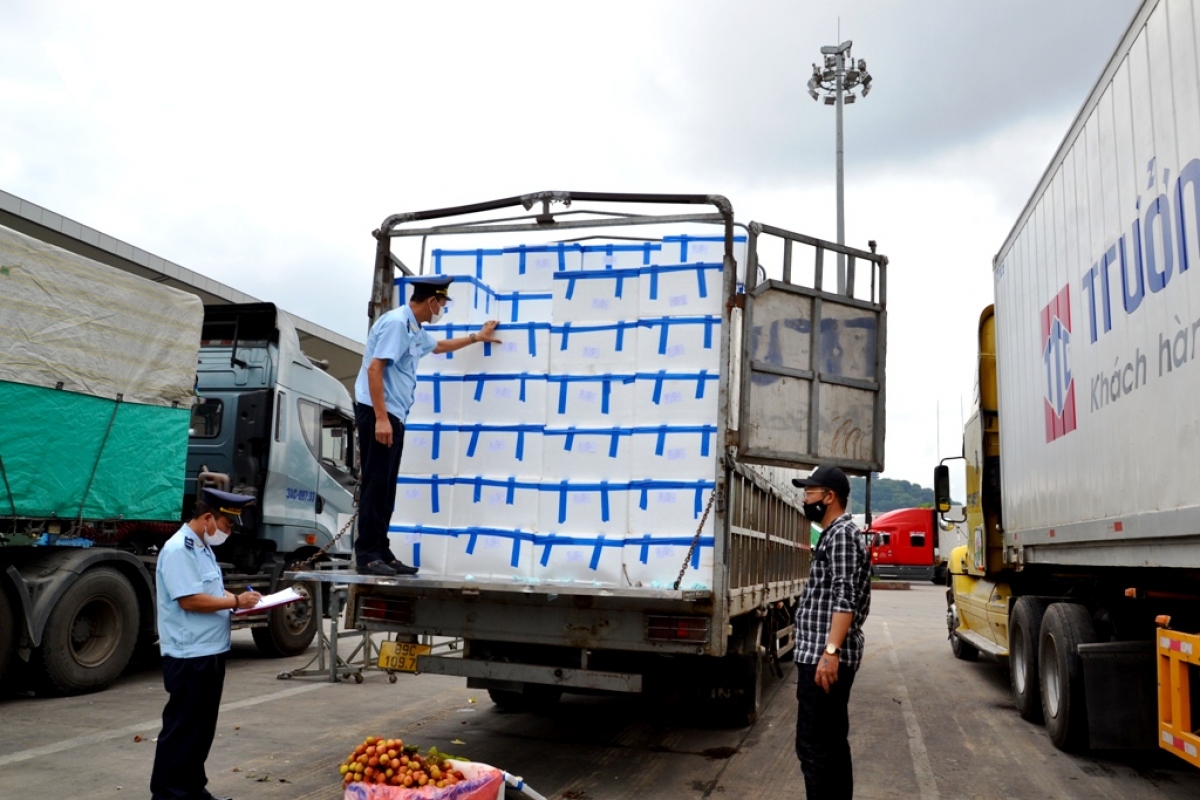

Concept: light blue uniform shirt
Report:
left=156, top=524, right=231, bottom=658
left=354, top=305, right=437, bottom=421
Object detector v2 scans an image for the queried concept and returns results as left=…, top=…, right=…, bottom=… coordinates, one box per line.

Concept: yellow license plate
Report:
left=377, top=641, right=430, bottom=673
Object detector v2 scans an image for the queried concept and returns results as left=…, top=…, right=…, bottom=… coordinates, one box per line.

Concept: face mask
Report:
left=802, top=498, right=828, bottom=523
left=429, top=298, right=445, bottom=324
left=204, top=517, right=230, bottom=547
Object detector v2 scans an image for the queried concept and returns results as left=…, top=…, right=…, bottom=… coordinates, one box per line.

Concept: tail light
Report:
left=645, top=615, right=710, bottom=643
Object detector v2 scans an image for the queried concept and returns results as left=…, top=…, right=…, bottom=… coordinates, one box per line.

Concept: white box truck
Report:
left=937, top=0, right=1200, bottom=767
left=308, top=192, right=888, bottom=725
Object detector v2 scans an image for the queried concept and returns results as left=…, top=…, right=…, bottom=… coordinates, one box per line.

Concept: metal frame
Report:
left=1158, top=627, right=1200, bottom=767
left=738, top=221, right=887, bottom=473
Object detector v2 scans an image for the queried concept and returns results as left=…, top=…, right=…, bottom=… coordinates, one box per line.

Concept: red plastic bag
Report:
left=344, top=760, right=504, bottom=800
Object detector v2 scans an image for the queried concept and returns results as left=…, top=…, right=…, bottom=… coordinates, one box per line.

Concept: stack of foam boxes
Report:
left=392, top=234, right=746, bottom=589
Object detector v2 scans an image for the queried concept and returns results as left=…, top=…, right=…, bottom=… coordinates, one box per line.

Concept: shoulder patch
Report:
left=184, top=536, right=195, bottom=549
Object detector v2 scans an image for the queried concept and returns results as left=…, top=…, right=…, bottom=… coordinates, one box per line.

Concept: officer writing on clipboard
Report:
left=353, top=274, right=499, bottom=576
left=150, top=488, right=261, bottom=800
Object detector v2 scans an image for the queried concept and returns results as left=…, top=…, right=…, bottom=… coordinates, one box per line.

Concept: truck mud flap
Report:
left=1079, top=641, right=1156, bottom=750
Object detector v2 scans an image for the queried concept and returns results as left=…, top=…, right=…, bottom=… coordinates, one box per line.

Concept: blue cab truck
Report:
left=0, top=222, right=357, bottom=695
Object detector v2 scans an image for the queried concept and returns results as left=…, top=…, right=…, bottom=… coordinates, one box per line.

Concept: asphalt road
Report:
left=1, top=584, right=1198, bottom=799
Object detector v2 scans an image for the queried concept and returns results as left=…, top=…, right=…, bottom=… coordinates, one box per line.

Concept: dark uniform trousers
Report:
left=795, top=661, right=857, bottom=800
left=151, top=653, right=226, bottom=800
left=355, top=402, right=406, bottom=566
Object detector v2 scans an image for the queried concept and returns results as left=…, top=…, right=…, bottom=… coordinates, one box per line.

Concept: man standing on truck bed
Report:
left=791, top=464, right=871, bottom=800
left=151, top=488, right=262, bottom=800
left=354, top=275, right=500, bottom=576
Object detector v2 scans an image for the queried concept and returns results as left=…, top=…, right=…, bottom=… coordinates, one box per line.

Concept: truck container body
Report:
left=336, top=192, right=887, bottom=724
left=939, top=0, right=1200, bottom=767
left=0, top=223, right=357, bottom=695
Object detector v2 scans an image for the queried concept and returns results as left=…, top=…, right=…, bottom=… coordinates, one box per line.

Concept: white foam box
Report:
left=627, top=426, right=718, bottom=482
left=408, top=374, right=464, bottom=424
left=501, top=243, right=584, bottom=291
left=621, top=533, right=715, bottom=590
left=449, top=478, right=541, bottom=533
left=532, top=532, right=626, bottom=587
left=658, top=234, right=746, bottom=270
left=455, top=424, right=544, bottom=477
left=552, top=267, right=641, bottom=322
left=398, top=423, right=460, bottom=476
left=441, top=526, right=534, bottom=581
left=580, top=242, right=661, bottom=270
left=538, top=478, right=630, bottom=538
left=386, top=526, right=450, bottom=575
left=444, top=324, right=552, bottom=375
left=549, top=321, right=639, bottom=375
left=541, top=427, right=632, bottom=482
left=630, top=370, right=720, bottom=425
left=431, top=247, right=507, bottom=286
left=635, top=317, right=721, bottom=372
left=639, top=262, right=724, bottom=317
left=460, top=372, right=549, bottom=424
left=627, top=480, right=715, bottom=542
left=494, top=289, right=554, bottom=324
left=545, top=374, right=636, bottom=426
left=392, top=474, right=457, bottom=528
left=421, top=324, right=476, bottom=375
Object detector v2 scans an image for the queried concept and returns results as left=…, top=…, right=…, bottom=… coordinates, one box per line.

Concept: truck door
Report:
left=261, top=391, right=319, bottom=532
left=312, top=407, right=358, bottom=549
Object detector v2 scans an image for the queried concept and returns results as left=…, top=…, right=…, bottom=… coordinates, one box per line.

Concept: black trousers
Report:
left=795, top=660, right=857, bottom=800
left=151, top=653, right=226, bottom=800
left=355, top=402, right=405, bottom=566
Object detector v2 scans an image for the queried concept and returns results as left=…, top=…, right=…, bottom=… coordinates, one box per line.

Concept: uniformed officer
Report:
left=353, top=274, right=500, bottom=576
left=150, top=488, right=261, bottom=800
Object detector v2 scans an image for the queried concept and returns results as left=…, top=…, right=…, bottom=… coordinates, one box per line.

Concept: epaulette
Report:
left=184, top=536, right=195, bottom=550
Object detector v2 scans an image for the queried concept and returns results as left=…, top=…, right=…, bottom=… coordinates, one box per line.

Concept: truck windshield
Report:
left=189, top=398, right=222, bottom=438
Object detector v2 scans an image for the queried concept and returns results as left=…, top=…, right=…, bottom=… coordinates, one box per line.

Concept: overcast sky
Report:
left=0, top=0, right=1143, bottom=489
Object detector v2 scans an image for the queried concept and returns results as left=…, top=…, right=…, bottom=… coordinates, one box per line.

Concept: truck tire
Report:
left=487, top=684, right=562, bottom=712
left=251, top=580, right=317, bottom=657
left=946, top=590, right=978, bottom=661
left=33, top=567, right=139, bottom=695
left=0, top=587, right=14, bottom=688
left=1009, top=596, right=1048, bottom=722
left=1039, top=602, right=1097, bottom=751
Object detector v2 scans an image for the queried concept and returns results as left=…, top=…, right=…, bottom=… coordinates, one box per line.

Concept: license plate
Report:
left=377, top=641, right=430, bottom=673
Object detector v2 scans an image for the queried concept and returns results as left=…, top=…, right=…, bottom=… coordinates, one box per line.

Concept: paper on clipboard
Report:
left=233, top=586, right=305, bottom=616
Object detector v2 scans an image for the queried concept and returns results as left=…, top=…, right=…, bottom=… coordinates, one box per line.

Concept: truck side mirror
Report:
left=934, top=465, right=952, bottom=513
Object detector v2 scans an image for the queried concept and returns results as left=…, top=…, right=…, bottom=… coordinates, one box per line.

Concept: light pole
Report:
left=809, top=40, right=872, bottom=296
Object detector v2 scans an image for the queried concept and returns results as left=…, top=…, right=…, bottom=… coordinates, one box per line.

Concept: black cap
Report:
left=792, top=464, right=851, bottom=498
left=408, top=274, right=455, bottom=302
left=201, top=488, right=256, bottom=526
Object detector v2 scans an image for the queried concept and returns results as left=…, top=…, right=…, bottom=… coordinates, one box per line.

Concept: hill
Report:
left=848, top=475, right=936, bottom=513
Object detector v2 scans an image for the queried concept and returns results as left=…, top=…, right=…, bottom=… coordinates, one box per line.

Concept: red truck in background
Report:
left=866, top=507, right=960, bottom=584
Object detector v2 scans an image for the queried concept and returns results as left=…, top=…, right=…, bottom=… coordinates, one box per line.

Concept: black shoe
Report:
left=388, top=560, right=419, bottom=576
left=360, top=560, right=397, bottom=576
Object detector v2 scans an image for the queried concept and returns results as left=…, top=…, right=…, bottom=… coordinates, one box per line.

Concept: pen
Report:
left=246, top=585, right=255, bottom=593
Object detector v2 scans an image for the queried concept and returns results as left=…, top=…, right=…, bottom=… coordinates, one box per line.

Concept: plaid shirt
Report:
left=794, top=513, right=871, bottom=668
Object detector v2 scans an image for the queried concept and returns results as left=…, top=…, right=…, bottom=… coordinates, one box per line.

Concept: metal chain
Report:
left=287, top=441, right=362, bottom=574
left=673, top=489, right=718, bottom=591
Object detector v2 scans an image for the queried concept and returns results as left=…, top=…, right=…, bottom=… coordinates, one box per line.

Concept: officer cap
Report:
left=409, top=274, right=454, bottom=302
left=201, top=487, right=256, bottom=525
left=792, top=464, right=851, bottom=498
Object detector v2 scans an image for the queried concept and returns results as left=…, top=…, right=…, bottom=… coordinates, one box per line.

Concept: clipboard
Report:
left=233, top=586, right=305, bottom=616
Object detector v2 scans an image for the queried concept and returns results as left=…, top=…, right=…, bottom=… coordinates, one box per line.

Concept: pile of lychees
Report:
left=339, top=736, right=466, bottom=789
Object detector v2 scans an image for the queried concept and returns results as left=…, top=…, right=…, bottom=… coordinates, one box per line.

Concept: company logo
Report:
left=1042, top=284, right=1076, bottom=441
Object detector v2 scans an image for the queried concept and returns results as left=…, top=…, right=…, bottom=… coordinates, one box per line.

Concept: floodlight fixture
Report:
left=806, top=38, right=874, bottom=295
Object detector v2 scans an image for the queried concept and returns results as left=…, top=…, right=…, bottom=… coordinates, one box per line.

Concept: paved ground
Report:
left=1, top=584, right=1198, bottom=799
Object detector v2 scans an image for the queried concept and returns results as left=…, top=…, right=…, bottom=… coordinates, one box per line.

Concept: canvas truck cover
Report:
left=0, top=223, right=203, bottom=406
left=0, top=223, right=203, bottom=522
left=992, top=0, right=1200, bottom=568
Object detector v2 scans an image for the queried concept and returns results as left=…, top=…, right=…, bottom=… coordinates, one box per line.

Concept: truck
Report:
left=0, top=221, right=357, bottom=694
left=327, top=191, right=888, bottom=725
left=865, top=507, right=946, bottom=584
left=937, top=0, right=1200, bottom=768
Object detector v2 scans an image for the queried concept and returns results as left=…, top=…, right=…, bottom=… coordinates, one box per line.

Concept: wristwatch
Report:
left=469, top=332, right=478, bottom=343
left=824, top=643, right=841, bottom=656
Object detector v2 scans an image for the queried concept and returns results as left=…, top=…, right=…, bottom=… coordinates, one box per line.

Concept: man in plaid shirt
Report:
left=792, top=464, right=872, bottom=800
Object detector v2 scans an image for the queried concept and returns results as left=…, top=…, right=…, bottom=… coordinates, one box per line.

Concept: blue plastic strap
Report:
left=601, top=379, right=611, bottom=414
left=431, top=476, right=441, bottom=514
left=467, top=428, right=481, bottom=457
left=559, top=322, right=571, bottom=350
left=473, top=377, right=485, bottom=402
left=649, top=269, right=660, bottom=300
left=515, top=430, right=526, bottom=461
left=652, top=371, right=664, bottom=403
left=506, top=477, right=516, bottom=505
left=697, top=267, right=708, bottom=298
left=657, top=323, right=669, bottom=354
left=510, top=538, right=522, bottom=568
left=589, top=535, right=606, bottom=570
left=563, top=427, right=576, bottom=451
left=519, top=376, right=528, bottom=402
left=473, top=477, right=482, bottom=503
left=466, top=531, right=478, bottom=555
left=600, top=482, right=610, bottom=522
left=637, top=535, right=651, bottom=564
left=608, top=430, right=621, bottom=458
left=655, top=428, right=667, bottom=456
left=431, top=426, right=441, bottom=460
left=565, top=276, right=577, bottom=300
left=692, top=543, right=701, bottom=569
left=557, top=381, right=568, bottom=414
left=413, top=542, right=421, bottom=568
left=696, top=370, right=708, bottom=398
left=615, top=323, right=625, bottom=351
left=558, top=481, right=569, bottom=524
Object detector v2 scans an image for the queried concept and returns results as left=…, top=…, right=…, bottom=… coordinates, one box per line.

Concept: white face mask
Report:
left=429, top=297, right=447, bottom=324
left=204, top=516, right=230, bottom=547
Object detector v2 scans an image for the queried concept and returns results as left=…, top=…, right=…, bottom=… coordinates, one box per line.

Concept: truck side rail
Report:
left=726, top=460, right=810, bottom=617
